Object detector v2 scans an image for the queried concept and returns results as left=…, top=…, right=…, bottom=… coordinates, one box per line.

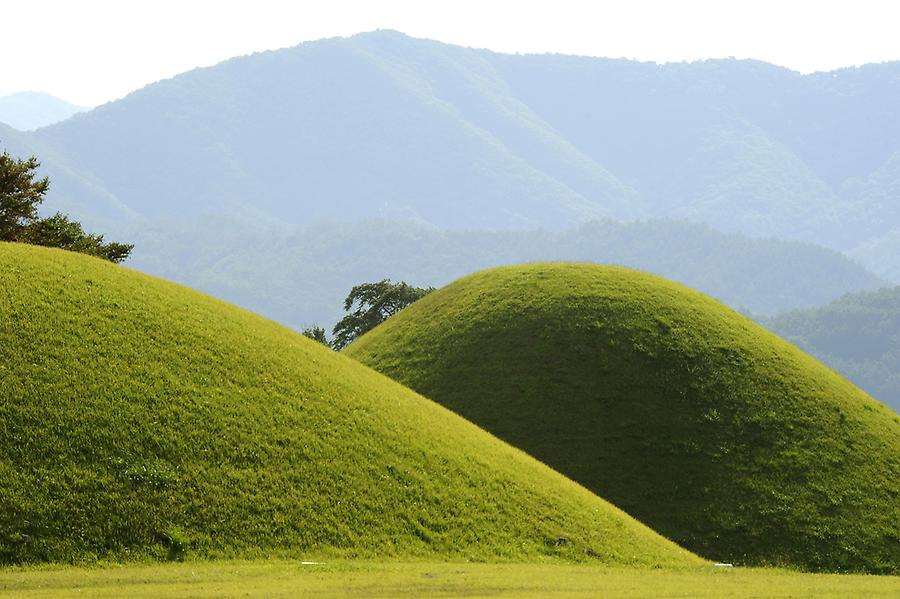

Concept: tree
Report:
left=0, top=152, right=48, bottom=240
left=301, top=325, right=331, bottom=347
left=0, top=149, right=133, bottom=263
left=331, top=279, right=434, bottom=350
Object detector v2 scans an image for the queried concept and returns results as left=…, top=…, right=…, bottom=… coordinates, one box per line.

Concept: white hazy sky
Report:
left=3, top=0, right=900, bottom=106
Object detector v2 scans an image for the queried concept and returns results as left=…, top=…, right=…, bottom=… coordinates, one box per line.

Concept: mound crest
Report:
left=347, top=263, right=900, bottom=573
left=0, top=245, right=698, bottom=566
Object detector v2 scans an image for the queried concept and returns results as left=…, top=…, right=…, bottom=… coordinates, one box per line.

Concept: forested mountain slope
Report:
left=14, top=31, right=900, bottom=270
left=32, top=32, right=637, bottom=230
left=0, top=122, right=135, bottom=225
left=490, top=55, right=900, bottom=249
left=4, top=30, right=899, bottom=321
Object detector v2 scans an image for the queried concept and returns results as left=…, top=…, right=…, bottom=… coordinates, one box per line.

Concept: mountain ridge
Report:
left=0, top=91, right=89, bottom=131
left=13, top=30, right=900, bottom=257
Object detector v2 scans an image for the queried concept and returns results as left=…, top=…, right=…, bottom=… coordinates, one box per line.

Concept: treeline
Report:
left=120, top=216, right=884, bottom=330
left=0, top=150, right=131, bottom=262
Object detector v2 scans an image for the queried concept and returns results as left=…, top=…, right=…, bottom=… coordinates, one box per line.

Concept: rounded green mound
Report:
left=347, top=263, right=900, bottom=573
left=0, top=245, right=700, bottom=567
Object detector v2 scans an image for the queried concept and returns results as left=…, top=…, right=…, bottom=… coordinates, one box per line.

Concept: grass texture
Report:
left=1, top=560, right=898, bottom=598
left=347, top=263, right=900, bottom=573
left=0, top=244, right=699, bottom=567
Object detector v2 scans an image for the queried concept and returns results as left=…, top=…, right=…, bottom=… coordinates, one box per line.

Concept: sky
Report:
left=3, top=0, right=900, bottom=106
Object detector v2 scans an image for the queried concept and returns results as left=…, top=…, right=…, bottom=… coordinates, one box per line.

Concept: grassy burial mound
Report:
left=347, top=263, right=900, bottom=573
left=0, top=244, right=700, bottom=567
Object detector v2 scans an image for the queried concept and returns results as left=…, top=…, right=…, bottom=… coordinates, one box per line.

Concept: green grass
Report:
left=0, top=244, right=699, bottom=568
left=347, top=263, right=900, bottom=573
left=1, top=560, right=898, bottom=598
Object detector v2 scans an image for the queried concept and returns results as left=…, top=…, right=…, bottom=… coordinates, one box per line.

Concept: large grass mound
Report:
left=347, top=263, right=900, bottom=573
left=0, top=244, right=700, bottom=567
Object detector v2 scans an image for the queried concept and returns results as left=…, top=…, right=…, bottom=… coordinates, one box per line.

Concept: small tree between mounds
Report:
left=301, top=325, right=331, bottom=346
left=331, top=279, right=434, bottom=350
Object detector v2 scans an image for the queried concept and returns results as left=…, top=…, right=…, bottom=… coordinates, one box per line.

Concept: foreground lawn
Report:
left=1, top=560, right=898, bottom=598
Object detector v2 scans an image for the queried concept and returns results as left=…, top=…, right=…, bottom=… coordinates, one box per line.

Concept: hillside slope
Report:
left=766, top=286, right=900, bottom=413
left=0, top=244, right=699, bottom=567
left=347, top=263, right=900, bottom=573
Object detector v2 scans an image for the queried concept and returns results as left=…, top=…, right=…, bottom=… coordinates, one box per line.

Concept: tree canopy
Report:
left=0, top=149, right=132, bottom=262
left=0, top=152, right=48, bottom=239
left=331, top=279, right=434, bottom=350
left=301, top=325, right=330, bottom=346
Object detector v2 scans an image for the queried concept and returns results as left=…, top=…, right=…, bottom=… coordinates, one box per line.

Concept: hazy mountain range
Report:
left=0, top=91, right=89, bottom=131
left=1, top=31, right=897, bottom=267
left=121, top=217, right=884, bottom=328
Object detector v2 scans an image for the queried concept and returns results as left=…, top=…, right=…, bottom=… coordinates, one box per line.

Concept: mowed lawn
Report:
left=1, top=561, right=898, bottom=598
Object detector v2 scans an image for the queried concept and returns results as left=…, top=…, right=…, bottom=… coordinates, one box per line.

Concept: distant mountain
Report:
left=12, top=31, right=900, bottom=262
left=32, top=33, right=638, bottom=230
left=120, top=217, right=885, bottom=329
left=765, top=286, right=900, bottom=413
left=852, top=227, right=900, bottom=281
left=0, top=121, right=135, bottom=226
left=844, top=150, right=900, bottom=280
left=0, top=92, right=89, bottom=130
left=3, top=31, right=900, bottom=284
left=489, top=54, right=900, bottom=250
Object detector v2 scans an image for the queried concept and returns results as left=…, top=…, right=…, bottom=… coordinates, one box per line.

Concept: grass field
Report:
left=0, top=244, right=697, bottom=567
left=1, top=560, right=898, bottom=598
left=348, top=263, right=900, bottom=572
